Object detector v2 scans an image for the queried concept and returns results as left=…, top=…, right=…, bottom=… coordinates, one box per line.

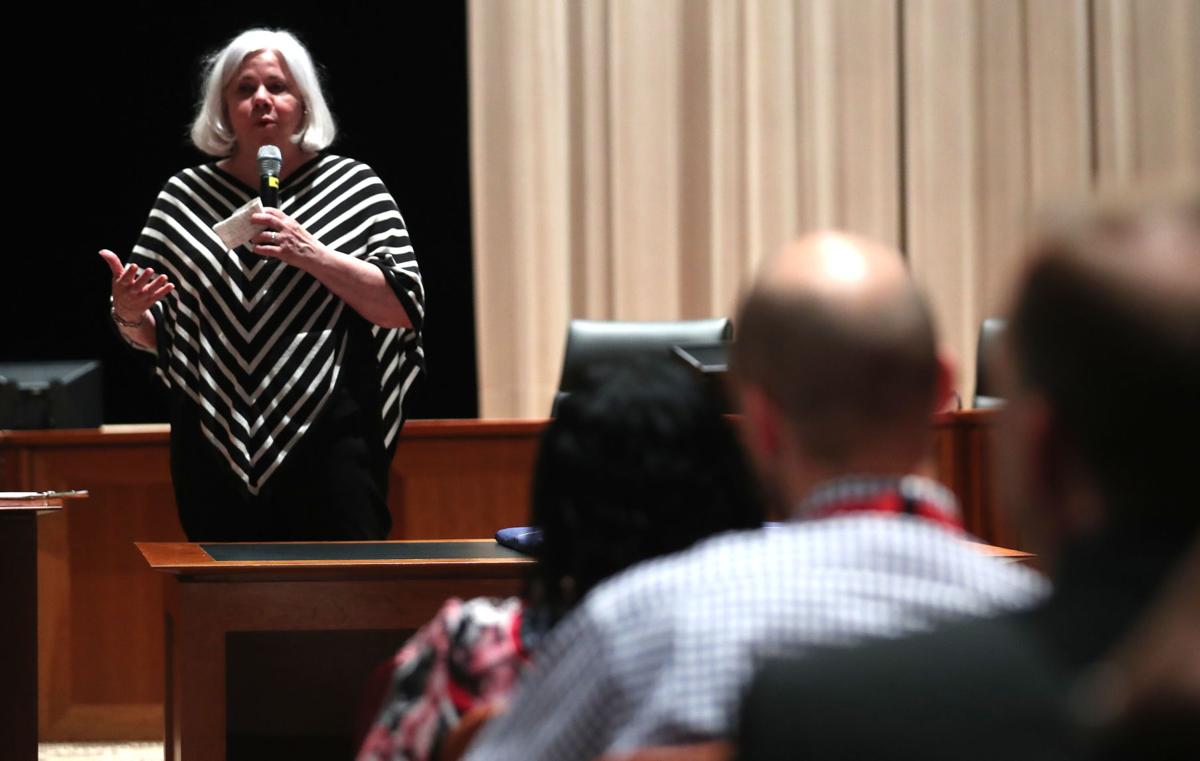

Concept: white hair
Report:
left=190, top=29, right=337, bottom=157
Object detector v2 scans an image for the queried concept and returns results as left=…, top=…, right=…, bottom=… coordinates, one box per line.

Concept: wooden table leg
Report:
left=166, top=578, right=227, bottom=761
left=0, top=513, right=38, bottom=761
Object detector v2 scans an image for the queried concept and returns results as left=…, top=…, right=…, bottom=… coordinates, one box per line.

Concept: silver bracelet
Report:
left=111, top=306, right=146, bottom=329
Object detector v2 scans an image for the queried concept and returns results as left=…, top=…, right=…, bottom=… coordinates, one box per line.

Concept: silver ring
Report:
left=269, top=230, right=278, bottom=242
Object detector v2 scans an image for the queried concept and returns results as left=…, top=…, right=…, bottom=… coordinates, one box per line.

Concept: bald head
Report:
left=759, top=232, right=913, bottom=307
left=1008, top=193, right=1200, bottom=534
left=731, top=232, right=940, bottom=465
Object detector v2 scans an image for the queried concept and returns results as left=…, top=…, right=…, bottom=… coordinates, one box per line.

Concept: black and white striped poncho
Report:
left=129, top=154, right=424, bottom=495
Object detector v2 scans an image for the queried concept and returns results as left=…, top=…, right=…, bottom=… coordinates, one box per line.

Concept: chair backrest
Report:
left=552, top=318, right=733, bottom=415
left=974, top=317, right=1007, bottom=409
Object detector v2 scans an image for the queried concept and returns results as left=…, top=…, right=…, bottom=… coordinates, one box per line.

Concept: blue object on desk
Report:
left=495, top=526, right=544, bottom=555
left=496, top=521, right=786, bottom=556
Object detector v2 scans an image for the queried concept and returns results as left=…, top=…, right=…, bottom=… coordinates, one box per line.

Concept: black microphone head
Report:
left=256, top=145, right=282, bottom=177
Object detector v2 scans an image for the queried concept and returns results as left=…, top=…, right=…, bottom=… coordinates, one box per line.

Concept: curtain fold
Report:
left=470, top=0, right=1199, bottom=418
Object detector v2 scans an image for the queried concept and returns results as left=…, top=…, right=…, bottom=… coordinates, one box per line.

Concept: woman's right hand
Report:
left=99, top=249, right=174, bottom=323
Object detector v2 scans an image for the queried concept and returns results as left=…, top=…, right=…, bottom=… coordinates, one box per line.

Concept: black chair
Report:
left=973, top=317, right=1007, bottom=409
left=552, top=318, right=733, bottom=416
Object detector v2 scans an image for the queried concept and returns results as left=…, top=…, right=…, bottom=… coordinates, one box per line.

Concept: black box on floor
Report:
left=0, top=360, right=103, bottom=429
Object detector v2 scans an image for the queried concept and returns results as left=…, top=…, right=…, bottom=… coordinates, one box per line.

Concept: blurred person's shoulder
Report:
left=741, top=610, right=1076, bottom=761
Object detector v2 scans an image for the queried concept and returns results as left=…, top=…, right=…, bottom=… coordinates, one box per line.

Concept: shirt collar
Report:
left=791, top=474, right=964, bottom=531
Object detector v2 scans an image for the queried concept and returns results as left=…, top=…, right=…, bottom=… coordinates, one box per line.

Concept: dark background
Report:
left=6, top=2, right=478, bottom=421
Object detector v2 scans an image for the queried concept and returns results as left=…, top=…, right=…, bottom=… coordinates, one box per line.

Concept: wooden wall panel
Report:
left=391, top=423, right=540, bottom=538
left=31, top=438, right=179, bottom=740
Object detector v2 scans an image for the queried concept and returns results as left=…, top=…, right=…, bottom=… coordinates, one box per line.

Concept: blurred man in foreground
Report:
left=738, top=193, right=1200, bottom=761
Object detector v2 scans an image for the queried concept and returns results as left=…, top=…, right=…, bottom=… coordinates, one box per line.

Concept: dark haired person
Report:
left=462, top=232, right=1047, bottom=761
left=357, top=360, right=764, bottom=761
left=100, top=29, right=423, bottom=541
left=737, top=194, right=1200, bottom=761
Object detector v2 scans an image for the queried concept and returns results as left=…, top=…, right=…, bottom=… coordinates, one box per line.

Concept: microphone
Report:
left=256, top=145, right=282, bottom=208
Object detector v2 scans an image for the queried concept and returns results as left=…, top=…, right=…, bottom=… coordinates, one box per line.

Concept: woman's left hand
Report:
left=249, top=208, right=412, bottom=329
left=250, top=209, right=324, bottom=269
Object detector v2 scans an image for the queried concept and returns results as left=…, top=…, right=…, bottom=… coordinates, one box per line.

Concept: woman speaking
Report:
left=100, top=29, right=424, bottom=541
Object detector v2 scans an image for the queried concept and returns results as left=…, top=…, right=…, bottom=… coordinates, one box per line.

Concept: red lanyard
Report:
left=810, top=491, right=964, bottom=533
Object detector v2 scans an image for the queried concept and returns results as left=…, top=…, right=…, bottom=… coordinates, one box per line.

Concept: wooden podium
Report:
left=0, top=496, right=67, bottom=760
left=138, top=540, right=530, bottom=761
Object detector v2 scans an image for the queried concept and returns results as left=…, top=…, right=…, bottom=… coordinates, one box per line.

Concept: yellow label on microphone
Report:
left=267, top=176, right=280, bottom=188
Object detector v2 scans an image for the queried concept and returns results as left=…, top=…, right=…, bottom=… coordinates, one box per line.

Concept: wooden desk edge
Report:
left=136, top=540, right=534, bottom=575
left=0, top=501, right=63, bottom=514
left=1, top=419, right=551, bottom=446
left=975, top=542, right=1033, bottom=560
left=3, top=410, right=1001, bottom=447
left=135, top=536, right=1027, bottom=572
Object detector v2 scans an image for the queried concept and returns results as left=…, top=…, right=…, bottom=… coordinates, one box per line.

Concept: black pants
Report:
left=169, top=382, right=395, bottom=542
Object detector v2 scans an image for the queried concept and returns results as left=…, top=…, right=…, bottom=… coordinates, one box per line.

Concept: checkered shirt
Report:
left=463, top=475, right=1049, bottom=761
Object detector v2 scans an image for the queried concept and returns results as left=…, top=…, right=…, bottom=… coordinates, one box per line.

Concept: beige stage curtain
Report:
left=904, top=0, right=1199, bottom=399
left=469, top=0, right=1199, bottom=418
